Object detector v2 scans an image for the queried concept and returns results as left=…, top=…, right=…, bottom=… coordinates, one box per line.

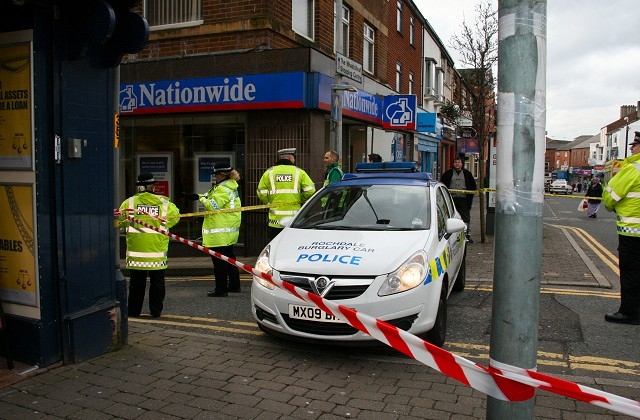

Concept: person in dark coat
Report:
left=440, top=156, right=477, bottom=242
left=584, top=177, right=603, bottom=218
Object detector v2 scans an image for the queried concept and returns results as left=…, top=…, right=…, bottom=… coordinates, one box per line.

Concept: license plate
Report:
left=288, top=304, right=342, bottom=323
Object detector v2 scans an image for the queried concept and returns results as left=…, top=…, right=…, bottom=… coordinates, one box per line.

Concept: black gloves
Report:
left=183, top=192, right=200, bottom=201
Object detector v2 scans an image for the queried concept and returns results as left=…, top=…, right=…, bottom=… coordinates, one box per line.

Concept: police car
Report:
left=251, top=162, right=468, bottom=346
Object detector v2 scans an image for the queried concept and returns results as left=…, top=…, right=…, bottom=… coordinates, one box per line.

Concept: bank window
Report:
left=363, top=23, right=375, bottom=74
left=396, top=1, right=402, bottom=33
left=334, top=3, right=350, bottom=55
left=395, top=62, right=402, bottom=92
left=293, top=0, right=315, bottom=40
left=145, top=0, right=203, bottom=29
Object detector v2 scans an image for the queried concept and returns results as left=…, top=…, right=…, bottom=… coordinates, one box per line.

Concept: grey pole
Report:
left=488, top=1, right=546, bottom=418
left=624, top=117, right=629, bottom=158
left=331, top=0, right=344, bottom=156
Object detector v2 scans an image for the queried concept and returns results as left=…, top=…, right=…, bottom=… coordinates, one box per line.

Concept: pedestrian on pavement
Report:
left=257, top=148, right=316, bottom=241
left=323, top=150, right=344, bottom=186
left=119, top=173, right=180, bottom=318
left=441, top=155, right=477, bottom=243
left=188, top=163, right=242, bottom=297
left=368, top=153, right=382, bottom=162
left=601, top=131, right=640, bottom=325
left=584, top=177, right=603, bottom=218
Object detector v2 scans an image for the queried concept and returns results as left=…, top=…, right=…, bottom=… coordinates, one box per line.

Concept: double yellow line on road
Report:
left=548, top=223, right=619, bottom=276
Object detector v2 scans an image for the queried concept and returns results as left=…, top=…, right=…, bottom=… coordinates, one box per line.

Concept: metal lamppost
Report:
left=330, top=84, right=357, bottom=156
left=624, top=116, right=630, bottom=158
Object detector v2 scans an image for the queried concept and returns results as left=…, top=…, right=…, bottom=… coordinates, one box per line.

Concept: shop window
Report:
left=145, top=0, right=203, bottom=29
left=293, top=0, right=315, bottom=40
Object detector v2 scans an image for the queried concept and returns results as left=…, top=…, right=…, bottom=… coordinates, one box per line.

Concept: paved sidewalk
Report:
left=0, top=211, right=630, bottom=419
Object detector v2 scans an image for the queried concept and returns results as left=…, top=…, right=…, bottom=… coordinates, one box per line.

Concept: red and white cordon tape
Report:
left=116, top=210, right=640, bottom=418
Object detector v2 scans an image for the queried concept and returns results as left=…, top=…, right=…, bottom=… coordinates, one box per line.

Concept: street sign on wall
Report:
left=382, top=95, right=416, bottom=130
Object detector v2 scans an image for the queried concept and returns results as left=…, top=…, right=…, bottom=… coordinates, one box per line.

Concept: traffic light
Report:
left=64, top=0, right=149, bottom=68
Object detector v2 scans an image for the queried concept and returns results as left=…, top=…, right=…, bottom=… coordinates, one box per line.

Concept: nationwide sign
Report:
left=119, top=72, right=306, bottom=115
left=382, top=95, right=416, bottom=130
left=316, top=73, right=382, bottom=124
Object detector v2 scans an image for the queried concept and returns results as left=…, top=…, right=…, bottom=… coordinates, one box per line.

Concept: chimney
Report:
left=620, top=104, right=636, bottom=119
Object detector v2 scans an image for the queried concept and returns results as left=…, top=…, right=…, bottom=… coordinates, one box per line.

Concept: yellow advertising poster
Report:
left=0, top=184, right=37, bottom=306
left=0, top=38, right=32, bottom=169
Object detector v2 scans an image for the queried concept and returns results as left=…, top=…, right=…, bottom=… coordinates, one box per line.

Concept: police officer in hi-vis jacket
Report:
left=119, top=173, right=180, bottom=318
left=257, top=148, right=315, bottom=241
left=188, top=162, right=242, bottom=297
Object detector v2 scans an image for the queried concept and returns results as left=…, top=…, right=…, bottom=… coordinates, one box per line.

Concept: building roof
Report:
left=557, top=135, right=594, bottom=150
left=545, top=137, right=571, bottom=150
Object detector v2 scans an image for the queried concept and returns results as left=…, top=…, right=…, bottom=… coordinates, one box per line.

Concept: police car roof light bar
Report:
left=354, top=162, right=420, bottom=173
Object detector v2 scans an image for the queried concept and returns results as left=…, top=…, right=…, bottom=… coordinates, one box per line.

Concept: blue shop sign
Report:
left=119, top=72, right=306, bottom=115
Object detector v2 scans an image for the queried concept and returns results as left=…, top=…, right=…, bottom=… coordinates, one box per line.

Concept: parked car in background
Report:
left=251, top=162, right=467, bottom=347
left=549, top=179, right=572, bottom=194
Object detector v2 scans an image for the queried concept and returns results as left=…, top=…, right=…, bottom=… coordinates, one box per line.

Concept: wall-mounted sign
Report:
left=137, top=153, right=173, bottom=199
left=0, top=31, right=33, bottom=170
left=382, top=95, right=416, bottom=131
left=336, top=52, right=363, bottom=83
left=0, top=183, right=38, bottom=308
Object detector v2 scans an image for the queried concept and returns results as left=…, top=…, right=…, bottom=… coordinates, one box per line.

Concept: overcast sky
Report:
left=414, top=0, right=640, bottom=141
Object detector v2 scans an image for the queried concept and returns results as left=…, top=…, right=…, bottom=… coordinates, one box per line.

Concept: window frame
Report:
left=145, top=0, right=203, bottom=30
left=396, top=1, right=402, bottom=33
left=292, top=0, right=315, bottom=41
left=334, top=3, right=350, bottom=55
left=363, top=23, right=375, bottom=74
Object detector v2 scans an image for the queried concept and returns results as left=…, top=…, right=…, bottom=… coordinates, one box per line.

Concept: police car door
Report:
left=435, top=186, right=464, bottom=292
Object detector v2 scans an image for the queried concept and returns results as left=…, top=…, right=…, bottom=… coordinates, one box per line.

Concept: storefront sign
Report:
left=120, top=72, right=306, bottom=115
left=0, top=31, right=33, bottom=170
left=382, top=95, right=416, bottom=130
left=416, top=111, right=437, bottom=133
left=316, top=74, right=382, bottom=124
left=0, top=184, right=37, bottom=308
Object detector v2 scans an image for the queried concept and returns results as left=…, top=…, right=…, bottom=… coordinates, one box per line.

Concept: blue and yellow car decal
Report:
left=423, top=246, right=450, bottom=285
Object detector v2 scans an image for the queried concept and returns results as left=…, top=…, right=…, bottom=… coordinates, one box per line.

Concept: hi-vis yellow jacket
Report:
left=119, top=192, right=180, bottom=270
left=257, top=162, right=316, bottom=228
left=602, top=152, right=640, bottom=237
left=198, top=179, right=241, bottom=247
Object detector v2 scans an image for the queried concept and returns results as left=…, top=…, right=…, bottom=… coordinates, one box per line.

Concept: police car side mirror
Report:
left=445, top=218, right=466, bottom=237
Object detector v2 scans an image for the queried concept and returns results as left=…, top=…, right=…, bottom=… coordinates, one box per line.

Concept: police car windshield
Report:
left=292, top=184, right=430, bottom=230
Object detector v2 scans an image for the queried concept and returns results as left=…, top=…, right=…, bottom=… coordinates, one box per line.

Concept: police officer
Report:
left=119, top=173, right=180, bottom=318
left=602, top=132, right=640, bottom=325
left=189, top=163, right=242, bottom=297
left=257, top=148, right=315, bottom=241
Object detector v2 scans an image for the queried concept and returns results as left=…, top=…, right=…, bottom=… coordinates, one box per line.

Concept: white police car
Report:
left=251, top=162, right=467, bottom=346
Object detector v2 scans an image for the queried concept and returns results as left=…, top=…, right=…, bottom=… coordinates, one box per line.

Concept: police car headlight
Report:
left=253, top=246, right=274, bottom=290
left=378, top=251, right=429, bottom=296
